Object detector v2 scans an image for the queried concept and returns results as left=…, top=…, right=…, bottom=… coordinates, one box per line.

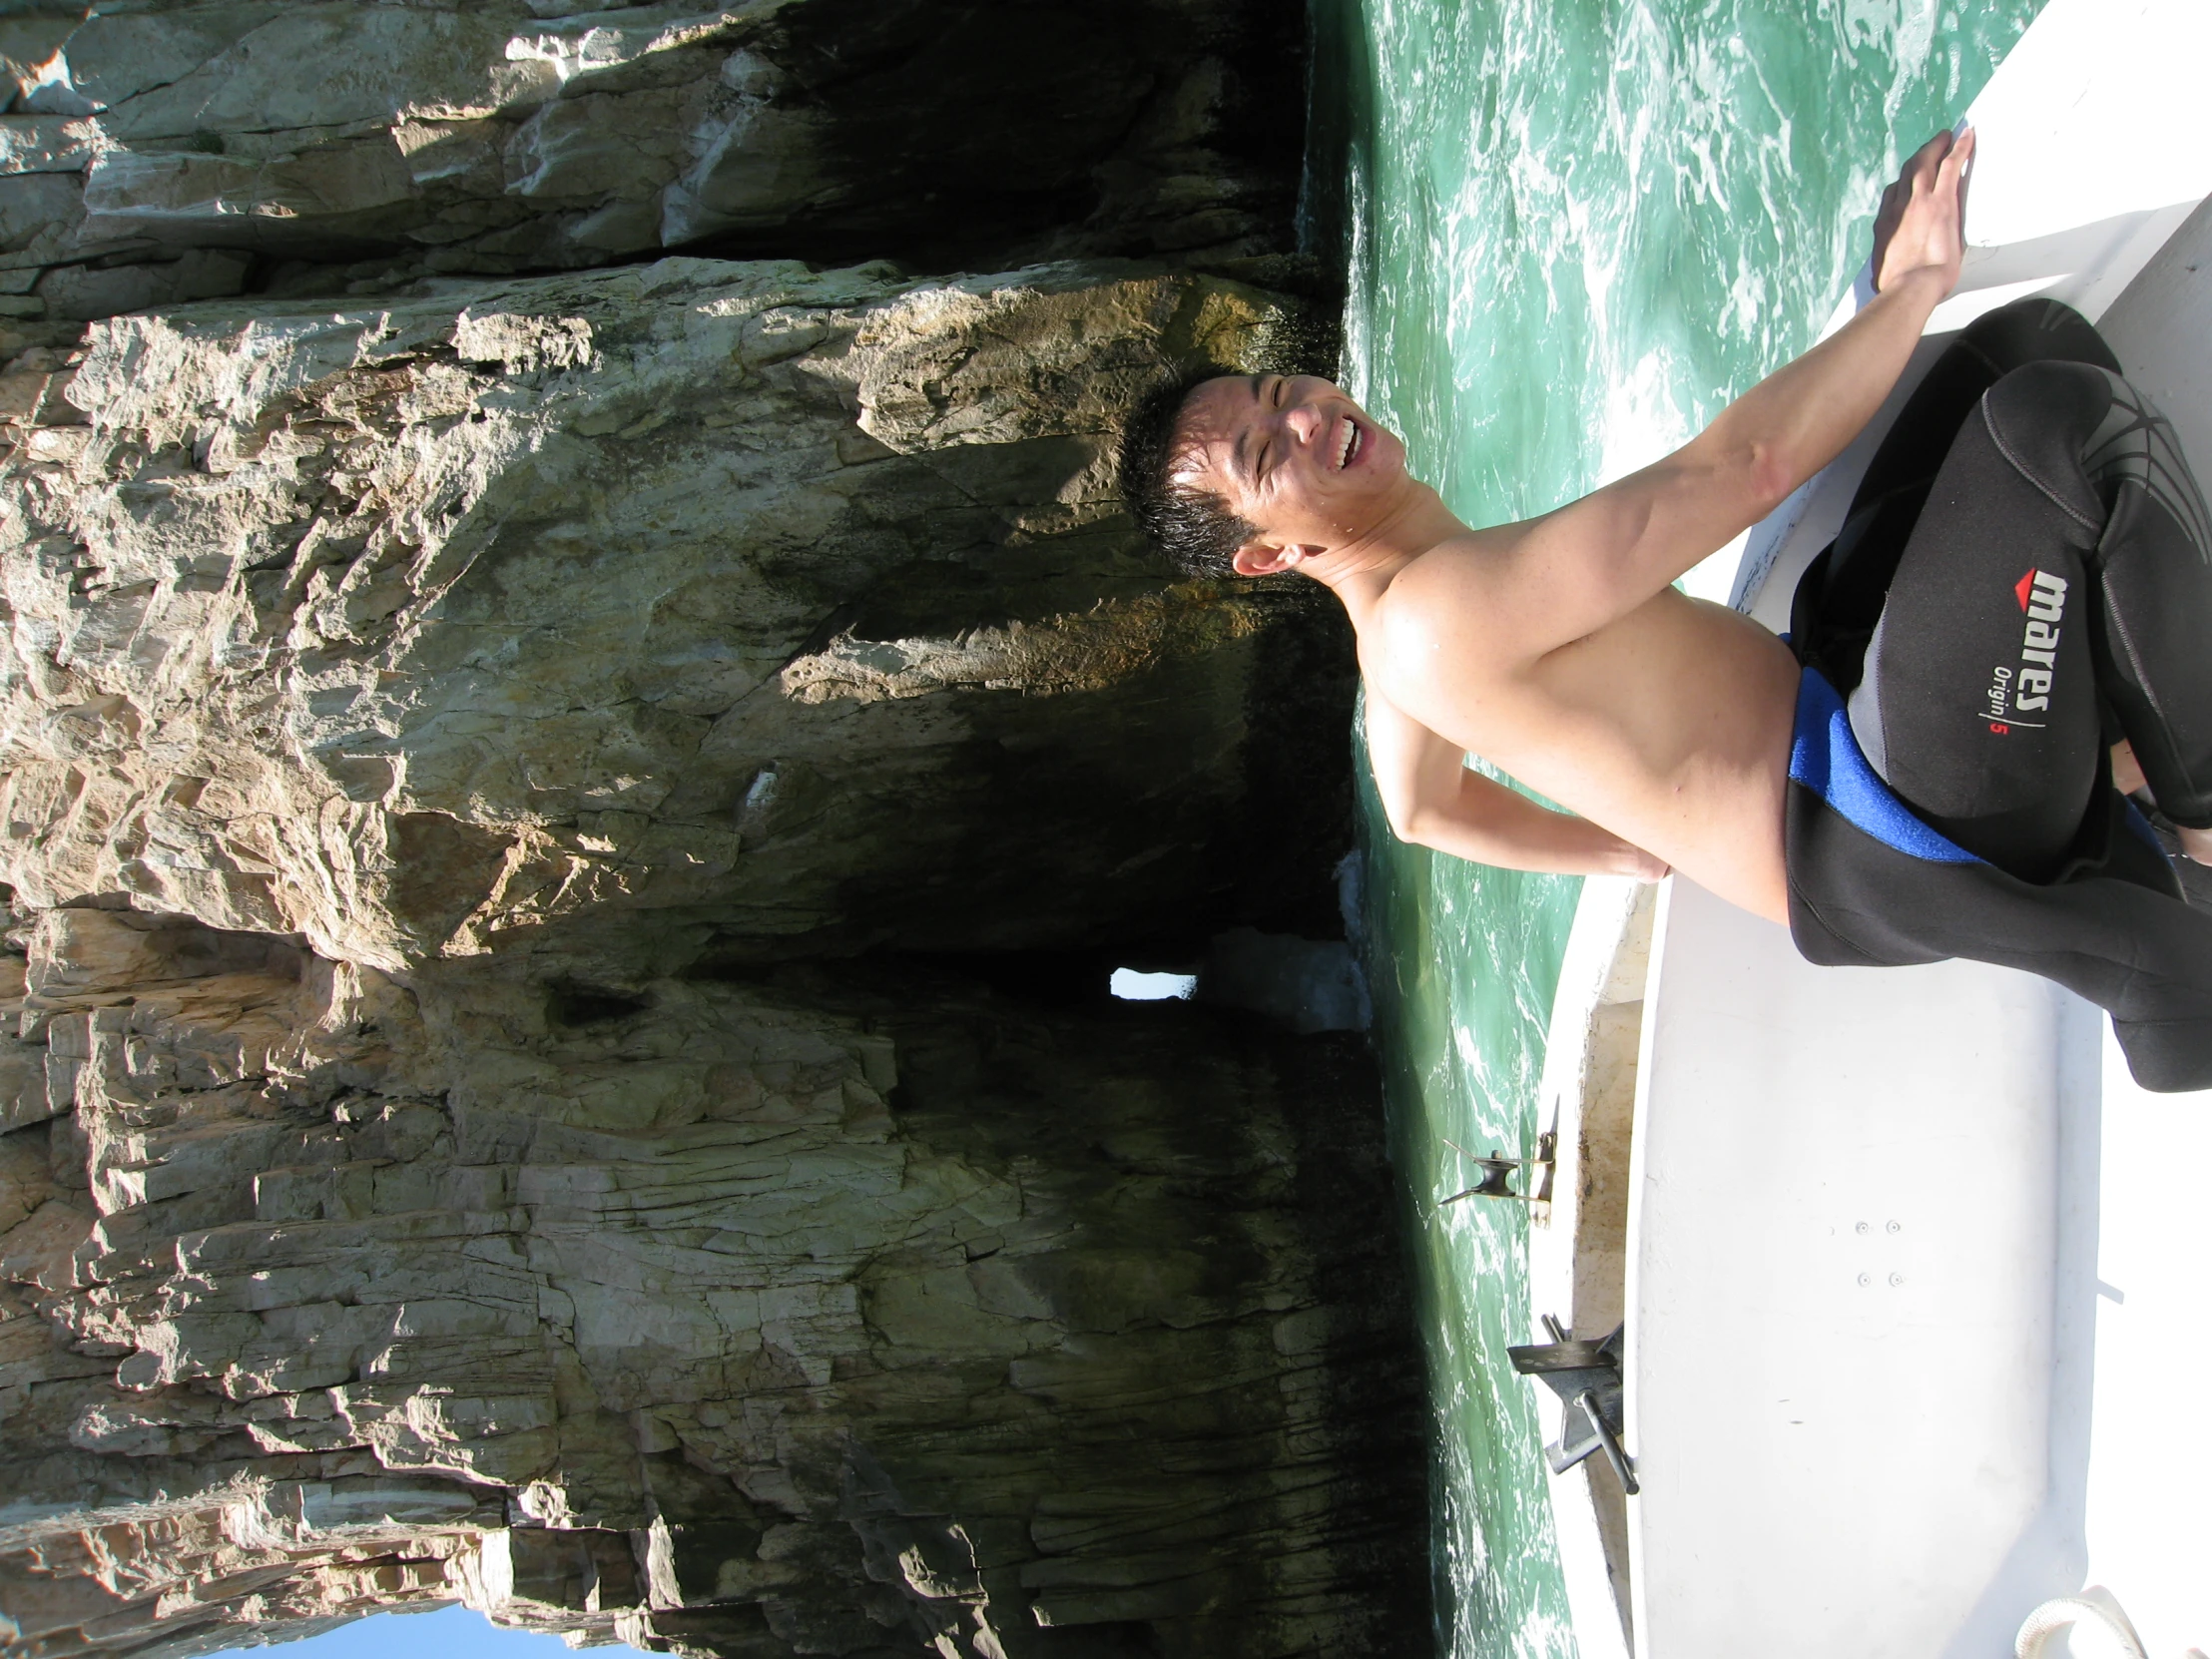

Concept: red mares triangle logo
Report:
left=2015, top=569, right=2037, bottom=610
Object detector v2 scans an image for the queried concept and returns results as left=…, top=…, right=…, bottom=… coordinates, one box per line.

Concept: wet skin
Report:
left=1179, top=370, right=1800, bottom=921
left=1170, top=132, right=1983, bottom=928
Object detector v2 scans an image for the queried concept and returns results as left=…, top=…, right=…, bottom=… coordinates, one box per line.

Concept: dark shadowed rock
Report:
left=0, top=0, right=1308, bottom=326
left=0, top=922, right=1424, bottom=1659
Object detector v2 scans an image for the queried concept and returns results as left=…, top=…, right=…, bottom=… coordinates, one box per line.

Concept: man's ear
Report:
left=1231, top=541, right=1327, bottom=577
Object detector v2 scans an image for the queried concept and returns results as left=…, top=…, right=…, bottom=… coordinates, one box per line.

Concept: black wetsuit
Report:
left=1784, top=298, right=2212, bottom=1092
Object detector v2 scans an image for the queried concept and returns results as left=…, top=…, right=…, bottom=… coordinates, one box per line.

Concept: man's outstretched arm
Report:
left=1366, top=691, right=1669, bottom=877
left=1407, top=128, right=1975, bottom=663
left=1658, top=126, right=1977, bottom=544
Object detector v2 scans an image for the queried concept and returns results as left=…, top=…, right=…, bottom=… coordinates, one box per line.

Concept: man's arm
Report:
left=1366, top=690, right=1668, bottom=877
left=1393, top=129, right=1974, bottom=663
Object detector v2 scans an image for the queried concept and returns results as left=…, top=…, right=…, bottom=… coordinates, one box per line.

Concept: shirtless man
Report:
left=1120, top=130, right=2212, bottom=1090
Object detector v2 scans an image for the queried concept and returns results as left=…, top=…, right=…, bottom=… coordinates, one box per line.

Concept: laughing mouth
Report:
left=1338, top=416, right=1362, bottom=469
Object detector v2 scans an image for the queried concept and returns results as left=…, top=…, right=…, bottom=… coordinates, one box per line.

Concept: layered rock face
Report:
left=0, top=7, right=1423, bottom=1659
left=0, top=912, right=1422, bottom=1659
left=0, top=0, right=1304, bottom=331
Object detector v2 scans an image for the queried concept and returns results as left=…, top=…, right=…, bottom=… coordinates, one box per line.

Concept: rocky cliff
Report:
left=0, top=912, right=1423, bottom=1659
left=0, top=8, right=1424, bottom=1659
left=0, top=0, right=1307, bottom=328
left=0, top=257, right=1346, bottom=969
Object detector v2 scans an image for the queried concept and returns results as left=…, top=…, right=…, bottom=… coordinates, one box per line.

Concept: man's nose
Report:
left=1285, top=403, right=1323, bottom=445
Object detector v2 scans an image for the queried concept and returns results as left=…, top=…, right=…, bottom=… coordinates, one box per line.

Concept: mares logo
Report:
left=2012, top=567, right=2066, bottom=710
left=1988, top=568, right=2066, bottom=731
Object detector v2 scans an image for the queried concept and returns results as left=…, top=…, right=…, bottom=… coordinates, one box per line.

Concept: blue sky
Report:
left=206, top=1605, right=654, bottom=1659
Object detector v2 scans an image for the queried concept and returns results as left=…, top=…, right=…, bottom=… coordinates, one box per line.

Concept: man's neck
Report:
left=1301, top=482, right=1467, bottom=625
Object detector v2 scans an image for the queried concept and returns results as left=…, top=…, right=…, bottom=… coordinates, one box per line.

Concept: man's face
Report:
left=1172, top=373, right=1409, bottom=572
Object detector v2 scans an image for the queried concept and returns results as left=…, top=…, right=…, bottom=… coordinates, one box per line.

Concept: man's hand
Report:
left=1871, top=127, right=1974, bottom=296
left=1613, top=843, right=1672, bottom=883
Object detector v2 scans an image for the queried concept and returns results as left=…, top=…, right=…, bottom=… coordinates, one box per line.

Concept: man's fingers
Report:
left=1935, top=128, right=1973, bottom=243
left=1904, top=129, right=1953, bottom=195
left=1945, top=128, right=1976, bottom=195
left=1954, top=129, right=1974, bottom=233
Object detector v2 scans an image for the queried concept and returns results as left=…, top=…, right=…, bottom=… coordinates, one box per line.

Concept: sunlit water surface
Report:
left=1318, top=3, right=2045, bottom=1653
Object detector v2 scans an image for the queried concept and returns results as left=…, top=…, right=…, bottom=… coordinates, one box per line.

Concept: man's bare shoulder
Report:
left=1364, top=521, right=1540, bottom=676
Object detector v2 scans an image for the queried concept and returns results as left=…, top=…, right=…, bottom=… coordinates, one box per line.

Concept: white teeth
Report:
left=1339, top=418, right=1357, bottom=468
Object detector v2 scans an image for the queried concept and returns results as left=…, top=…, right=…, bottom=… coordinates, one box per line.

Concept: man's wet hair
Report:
left=1117, top=366, right=1258, bottom=579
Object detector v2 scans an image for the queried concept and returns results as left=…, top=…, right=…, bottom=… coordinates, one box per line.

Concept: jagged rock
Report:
left=0, top=257, right=1350, bottom=972
left=0, top=1, right=1306, bottom=328
left=0, top=913, right=1424, bottom=1659
left=0, top=8, right=1417, bottom=1657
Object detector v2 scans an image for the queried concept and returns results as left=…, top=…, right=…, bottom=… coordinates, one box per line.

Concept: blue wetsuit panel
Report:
left=1788, top=668, right=1978, bottom=864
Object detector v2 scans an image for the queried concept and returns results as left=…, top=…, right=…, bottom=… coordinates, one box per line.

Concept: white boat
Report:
left=1527, top=3, right=2212, bottom=1655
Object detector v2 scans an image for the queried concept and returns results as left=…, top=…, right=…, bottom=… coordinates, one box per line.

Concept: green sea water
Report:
left=1318, top=4, right=2046, bottom=1655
